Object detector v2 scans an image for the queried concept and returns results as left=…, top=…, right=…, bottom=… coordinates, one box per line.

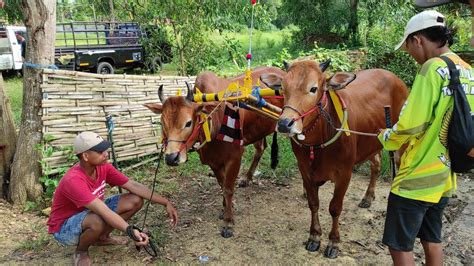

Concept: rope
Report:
left=335, top=128, right=378, bottom=137
left=23, top=62, right=58, bottom=70
left=136, top=145, right=165, bottom=257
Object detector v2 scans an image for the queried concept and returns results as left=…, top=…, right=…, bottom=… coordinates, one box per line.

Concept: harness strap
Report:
left=289, top=92, right=328, bottom=122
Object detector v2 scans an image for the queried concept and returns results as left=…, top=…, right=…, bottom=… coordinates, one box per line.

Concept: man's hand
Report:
left=166, top=202, right=178, bottom=228
left=468, top=148, right=474, bottom=157
left=132, top=229, right=149, bottom=246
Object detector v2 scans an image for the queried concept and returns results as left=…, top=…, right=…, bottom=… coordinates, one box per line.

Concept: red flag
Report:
left=251, top=0, right=257, bottom=5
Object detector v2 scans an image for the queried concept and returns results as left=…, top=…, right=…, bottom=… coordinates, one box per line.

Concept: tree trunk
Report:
left=349, top=0, right=359, bottom=42
left=0, top=75, right=17, bottom=199
left=109, top=0, right=115, bottom=22
left=171, top=22, right=186, bottom=76
left=9, top=0, right=56, bottom=205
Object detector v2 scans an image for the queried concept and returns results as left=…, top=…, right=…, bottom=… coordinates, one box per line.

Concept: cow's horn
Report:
left=283, top=61, right=290, bottom=72
left=185, top=81, right=194, bottom=102
left=319, top=59, right=331, bottom=72
left=158, top=85, right=168, bottom=103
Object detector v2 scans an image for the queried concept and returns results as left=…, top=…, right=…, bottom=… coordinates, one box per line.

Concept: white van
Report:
left=0, top=25, right=26, bottom=72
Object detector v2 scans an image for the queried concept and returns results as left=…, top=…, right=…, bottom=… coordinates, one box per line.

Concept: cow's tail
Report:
left=271, top=131, right=279, bottom=169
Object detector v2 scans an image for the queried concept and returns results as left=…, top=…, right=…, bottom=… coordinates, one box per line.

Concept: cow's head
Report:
left=261, top=59, right=354, bottom=136
left=145, top=83, right=203, bottom=166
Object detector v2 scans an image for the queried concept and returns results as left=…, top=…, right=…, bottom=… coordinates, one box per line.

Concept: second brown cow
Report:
left=261, top=60, right=408, bottom=258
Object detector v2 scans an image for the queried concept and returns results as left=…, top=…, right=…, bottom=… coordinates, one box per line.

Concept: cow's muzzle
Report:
left=277, top=118, right=295, bottom=134
left=165, top=152, right=180, bottom=166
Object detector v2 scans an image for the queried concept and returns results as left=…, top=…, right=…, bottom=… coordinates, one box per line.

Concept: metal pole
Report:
left=384, top=105, right=396, bottom=179
left=106, top=114, right=122, bottom=193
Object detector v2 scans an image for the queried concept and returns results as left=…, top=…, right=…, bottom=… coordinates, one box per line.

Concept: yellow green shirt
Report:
left=378, top=52, right=474, bottom=203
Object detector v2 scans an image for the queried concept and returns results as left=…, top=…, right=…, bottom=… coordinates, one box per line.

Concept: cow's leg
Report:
left=210, top=165, right=226, bottom=220
left=325, top=175, right=351, bottom=259
left=220, top=157, right=241, bottom=238
left=358, top=152, right=381, bottom=208
left=305, top=178, right=325, bottom=252
left=238, top=139, right=267, bottom=187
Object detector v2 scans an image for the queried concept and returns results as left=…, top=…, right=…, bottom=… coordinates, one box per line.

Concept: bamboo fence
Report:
left=41, top=69, right=195, bottom=174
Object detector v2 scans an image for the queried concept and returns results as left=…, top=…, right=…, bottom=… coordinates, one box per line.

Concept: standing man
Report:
left=378, top=10, right=474, bottom=265
left=47, top=131, right=178, bottom=266
left=15, top=33, right=26, bottom=59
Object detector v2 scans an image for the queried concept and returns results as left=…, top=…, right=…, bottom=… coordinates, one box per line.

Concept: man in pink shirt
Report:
left=47, top=131, right=178, bottom=266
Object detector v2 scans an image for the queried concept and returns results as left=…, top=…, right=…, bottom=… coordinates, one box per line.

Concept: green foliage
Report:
left=279, top=0, right=350, bottom=47
left=37, top=135, right=76, bottom=199
left=0, top=0, right=23, bottom=23
left=24, top=201, right=38, bottom=212
left=303, top=45, right=354, bottom=72
left=359, top=0, right=418, bottom=85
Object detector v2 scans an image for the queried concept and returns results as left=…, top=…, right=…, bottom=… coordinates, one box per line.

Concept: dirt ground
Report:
left=0, top=171, right=472, bottom=265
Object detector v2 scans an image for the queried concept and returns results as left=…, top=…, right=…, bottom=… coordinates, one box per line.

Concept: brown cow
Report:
left=261, top=60, right=408, bottom=258
left=145, top=67, right=285, bottom=238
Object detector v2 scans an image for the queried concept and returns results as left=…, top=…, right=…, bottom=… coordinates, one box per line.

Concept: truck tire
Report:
left=97, top=62, right=114, bottom=74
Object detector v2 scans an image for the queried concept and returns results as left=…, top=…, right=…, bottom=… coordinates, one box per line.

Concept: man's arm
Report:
left=121, top=180, right=170, bottom=206
left=121, top=180, right=178, bottom=227
left=85, top=198, right=129, bottom=231
left=84, top=198, right=149, bottom=245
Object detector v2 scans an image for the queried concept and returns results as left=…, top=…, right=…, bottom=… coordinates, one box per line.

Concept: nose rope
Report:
left=285, top=92, right=328, bottom=122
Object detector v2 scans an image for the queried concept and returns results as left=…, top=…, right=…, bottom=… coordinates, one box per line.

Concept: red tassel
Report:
left=251, top=0, right=257, bottom=5
left=310, top=146, right=315, bottom=160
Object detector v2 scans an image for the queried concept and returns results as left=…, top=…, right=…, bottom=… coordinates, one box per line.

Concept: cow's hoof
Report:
left=305, top=240, right=320, bottom=252
left=324, top=245, right=338, bottom=259
left=237, top=179, right=250, bottom=187
left=358, top=198, right=371, bottom=208
left=221, top=228, right=234, bottom=238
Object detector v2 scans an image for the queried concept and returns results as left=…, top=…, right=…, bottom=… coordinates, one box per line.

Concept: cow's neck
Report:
left=198, top=104, right=225, bottom=142
left=300, top=94, right=338, bottom=147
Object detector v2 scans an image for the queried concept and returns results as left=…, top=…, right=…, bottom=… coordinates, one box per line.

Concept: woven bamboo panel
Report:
left=41, top=69, right=195, bottom=174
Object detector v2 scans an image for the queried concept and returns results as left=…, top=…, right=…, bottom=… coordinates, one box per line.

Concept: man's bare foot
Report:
left=74, top=251, right=91, bottom=266
left=94, top=235, right=129, bottom=246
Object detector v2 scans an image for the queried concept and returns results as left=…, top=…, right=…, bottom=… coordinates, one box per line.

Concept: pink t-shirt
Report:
left=47, top=163, right=128, bottom=233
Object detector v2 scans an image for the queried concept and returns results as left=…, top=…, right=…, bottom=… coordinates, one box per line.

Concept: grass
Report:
left=3, top=75, right=22, bottom=126
left=16, top=223, right=50, bottom=252
left=205, top=27, right=294, bottom=77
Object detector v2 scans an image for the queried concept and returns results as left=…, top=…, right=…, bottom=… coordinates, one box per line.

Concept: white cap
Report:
left=395, top=10, right=446, bottom=50
left=73, top=131, right=111, bottom=154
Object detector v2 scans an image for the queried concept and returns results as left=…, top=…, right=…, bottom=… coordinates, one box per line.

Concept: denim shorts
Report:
left=53, top=194, right=121, bottom=246
left=382, top=192, right=449, bottom=251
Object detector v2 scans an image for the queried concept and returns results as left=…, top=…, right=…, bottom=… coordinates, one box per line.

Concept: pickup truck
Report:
left=0, top=22, right=153, bottom=75
left=0, top=25, right=25, bottom=73
left=55, top=21, right=147, bottom=74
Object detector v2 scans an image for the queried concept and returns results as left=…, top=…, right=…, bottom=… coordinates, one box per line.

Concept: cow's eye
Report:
left=184, top=120, right=192, bottom=128
left=310, top=86, right=318, bottom=93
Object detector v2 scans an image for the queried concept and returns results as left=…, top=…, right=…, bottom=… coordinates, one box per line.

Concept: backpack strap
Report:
left=439, top=55, right=461, bottom=91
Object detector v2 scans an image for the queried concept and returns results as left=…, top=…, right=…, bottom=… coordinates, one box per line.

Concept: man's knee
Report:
left=122, top=193, right=144, bottom=211
left=83, top=213, right=107, bottom=233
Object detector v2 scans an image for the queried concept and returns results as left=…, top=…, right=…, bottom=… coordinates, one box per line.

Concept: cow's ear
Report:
left=260, top=73, right=283, bottom=90
left=144, top=103, right=163, bottom=114
left=327, top=72, right=356, bottom=90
